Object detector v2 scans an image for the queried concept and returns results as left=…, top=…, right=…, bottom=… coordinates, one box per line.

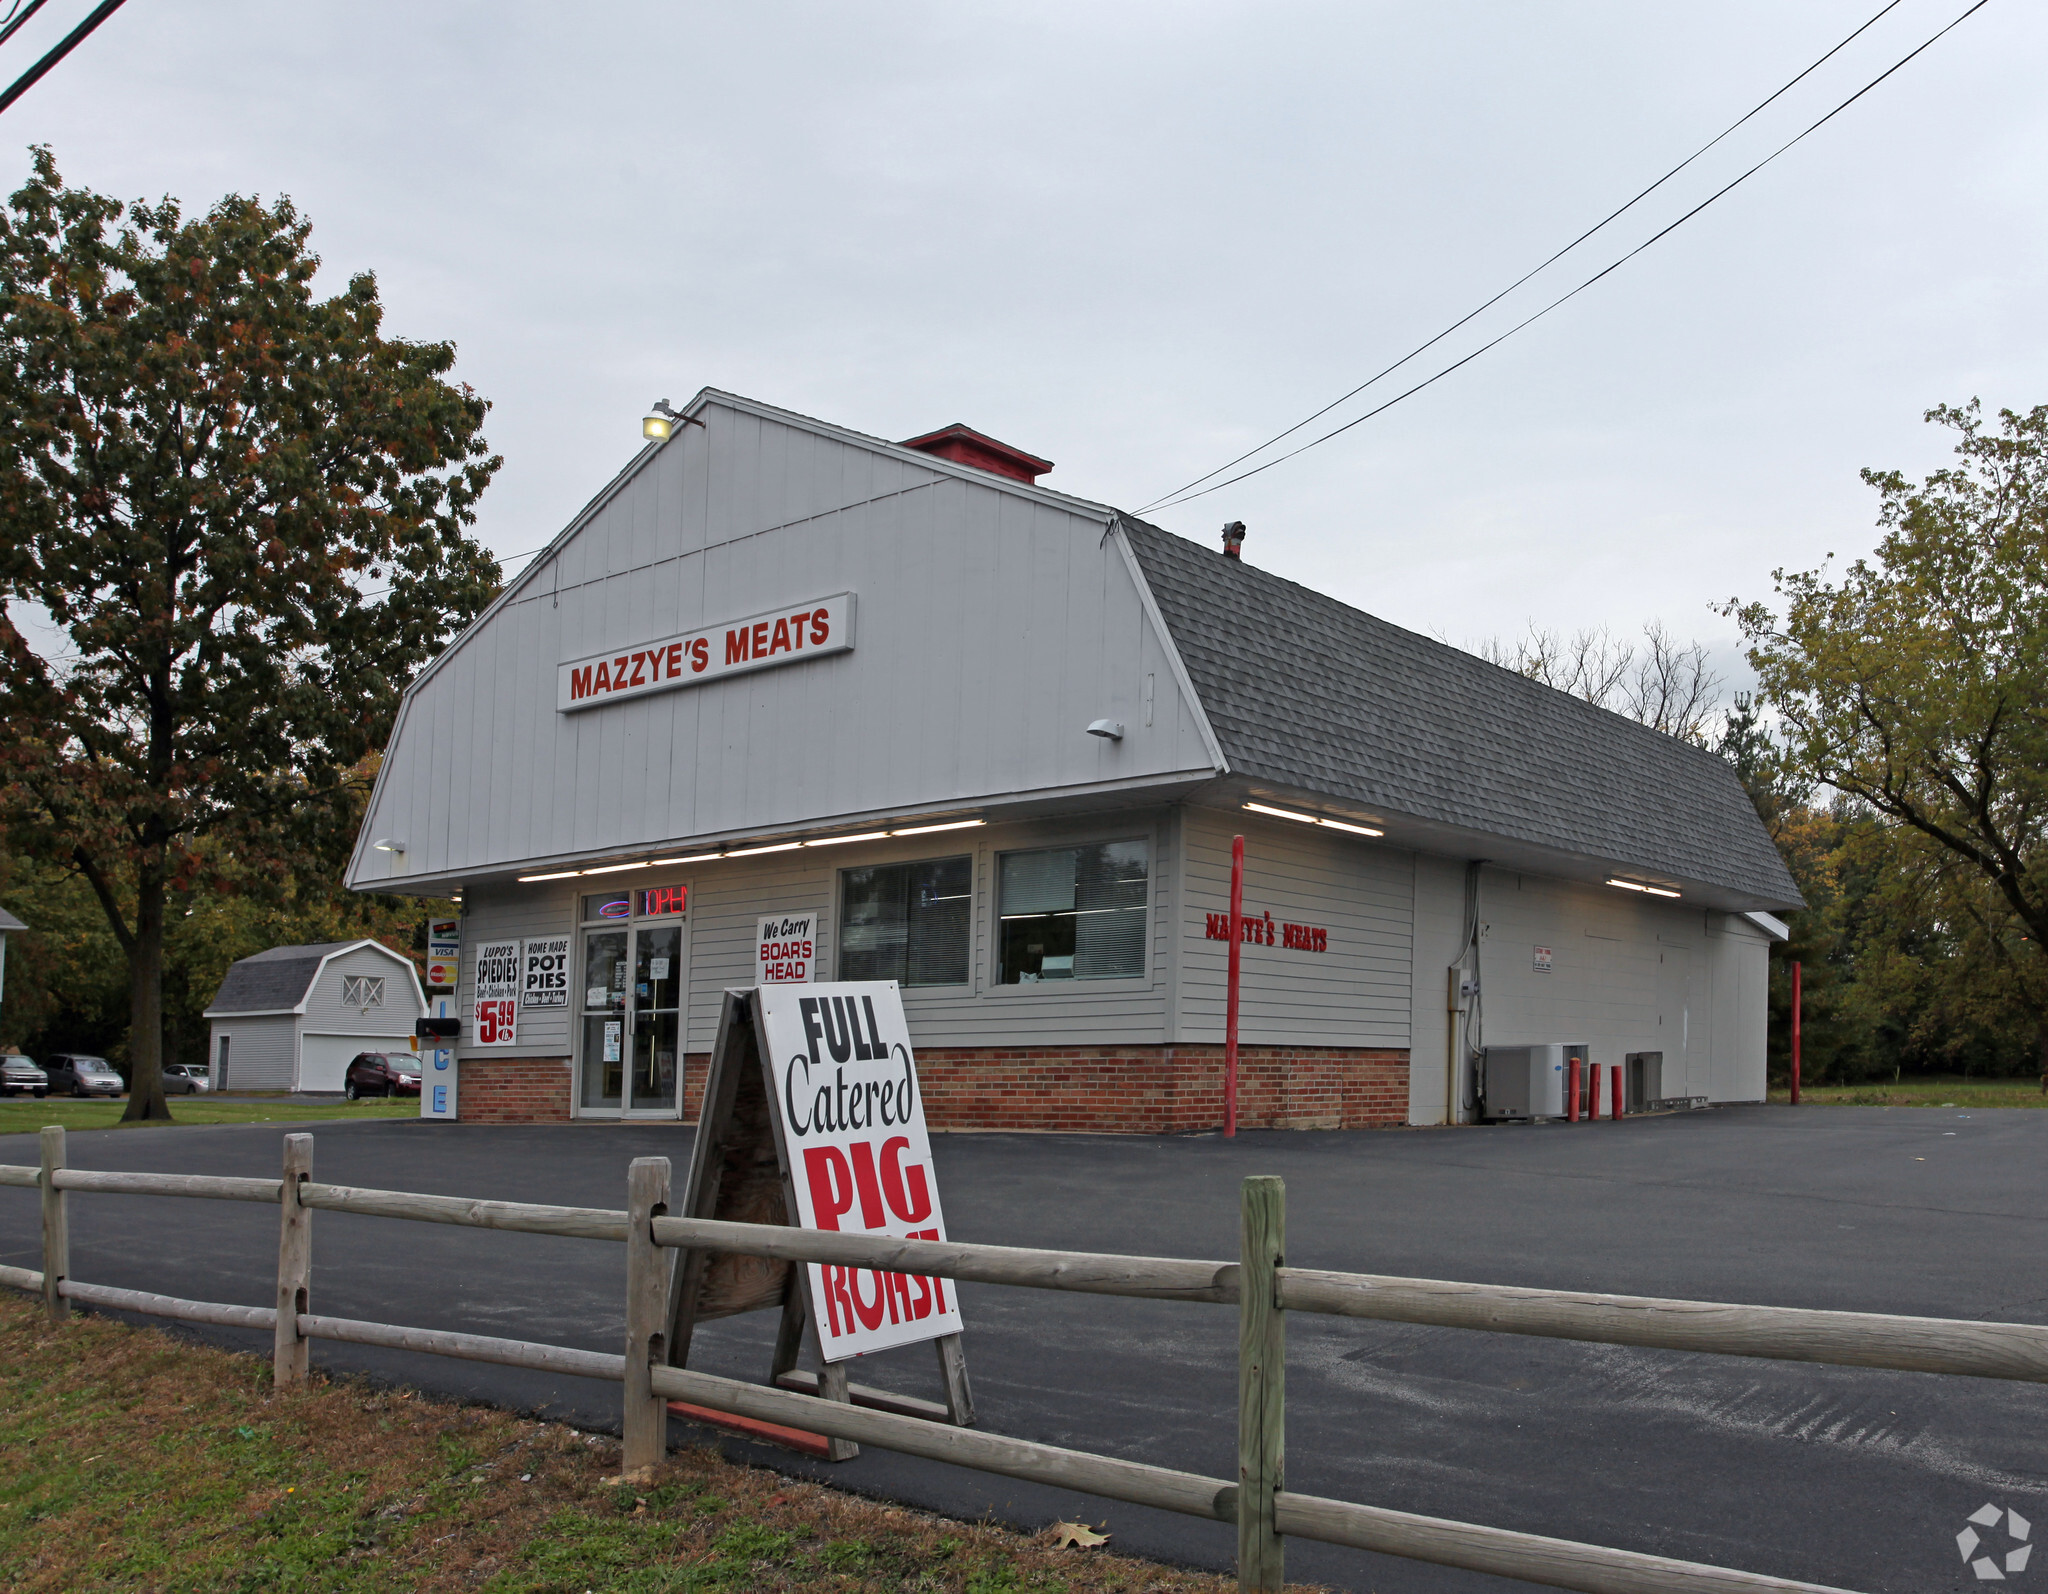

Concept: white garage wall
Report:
left=208, top=1016, right=295, bottom=1092
left=300, top=1033, right=416, bottom=1093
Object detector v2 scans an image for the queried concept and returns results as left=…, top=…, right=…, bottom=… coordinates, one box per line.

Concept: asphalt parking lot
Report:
left=0, top=1104, right=2038, bottom=1593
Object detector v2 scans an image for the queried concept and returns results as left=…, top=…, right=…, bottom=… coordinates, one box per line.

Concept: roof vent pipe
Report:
left=1221, top=521, right=1246, bottom=559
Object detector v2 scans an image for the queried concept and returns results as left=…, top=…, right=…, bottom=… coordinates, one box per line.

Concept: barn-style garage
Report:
left=203, top=940, right=428, bottom=1094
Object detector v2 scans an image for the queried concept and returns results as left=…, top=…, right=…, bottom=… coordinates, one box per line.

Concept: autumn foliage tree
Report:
left=1731, top=401, right=2048, bottom=1077
left=0, top=150, right=500, bottom=1119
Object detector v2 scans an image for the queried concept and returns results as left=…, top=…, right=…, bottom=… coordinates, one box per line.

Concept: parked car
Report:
left=163, top=1063, right=211, bottom=1095
left=1, top=1055, right=47, bottom=1097
left=343, top=1052, right=421, bottom=1099
left=46, top=1054, right=124, bottom=1097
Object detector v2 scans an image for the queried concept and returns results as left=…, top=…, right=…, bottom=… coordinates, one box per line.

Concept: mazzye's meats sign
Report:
left=557, top=592, right=855, bottom=712
left=760, top=981, right=959, bottom=1361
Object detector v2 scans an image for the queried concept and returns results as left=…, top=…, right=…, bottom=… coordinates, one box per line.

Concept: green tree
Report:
left=1729, top=400, right=2048, bottom=1076
left=0, top=150, right=499, bottom=1119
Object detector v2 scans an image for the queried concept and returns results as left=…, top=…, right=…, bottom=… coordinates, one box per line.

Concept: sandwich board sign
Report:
left=666, top=982, right=971, bottom=1456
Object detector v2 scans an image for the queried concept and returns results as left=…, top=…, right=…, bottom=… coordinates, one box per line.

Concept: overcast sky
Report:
left=6, top=0, right=2042, bottom=692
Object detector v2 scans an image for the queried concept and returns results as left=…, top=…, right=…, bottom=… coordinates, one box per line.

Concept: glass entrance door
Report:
left=630, top=924, right=682, bottom=1114
left=576, top=889, right=687, bottom=1117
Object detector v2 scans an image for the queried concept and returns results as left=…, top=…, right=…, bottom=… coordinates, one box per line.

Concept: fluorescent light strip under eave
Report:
left=649, top=853, right=720, bottom=866
left=805, top=832, right=892, bottom=847
left=1608, top=878, right=1681, bottom=899
left=725, top=841, right=804, bottom=857
left=1243, top=801, right=1383, bottom=838
left=583, top=860, right=652, bottom=875
left=518, top=870, right=581, bottom=882
left=892, top=819, right=985, bottom=836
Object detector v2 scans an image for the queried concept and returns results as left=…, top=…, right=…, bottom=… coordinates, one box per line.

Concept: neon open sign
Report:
left=639, top=885, right=687, bottom=917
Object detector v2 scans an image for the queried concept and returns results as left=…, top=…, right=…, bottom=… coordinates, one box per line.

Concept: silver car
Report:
left=164, top=1063, right=211, bottom=1095
left=1, top=1055, right=46, bottom=1097
left=48, top=1054, right=124, bottom=1097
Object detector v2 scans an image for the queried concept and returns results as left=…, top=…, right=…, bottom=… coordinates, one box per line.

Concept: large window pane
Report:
left=839, top=856, right=971, bottom=986
left=999, top=841, right=1148, bottom=984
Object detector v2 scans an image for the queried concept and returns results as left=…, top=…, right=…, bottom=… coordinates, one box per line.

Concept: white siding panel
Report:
left=299, top=946, right=426, bottom=1037
left=352, top=398, right=1219, bottom=890
left=1178, top=808, right=1413, bottom=1049
left=450, top=881, right=581, bottom=1060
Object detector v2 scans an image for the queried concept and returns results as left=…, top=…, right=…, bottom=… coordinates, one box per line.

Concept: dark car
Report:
left=1, top=1055, right=47, bottom=1097
left=343, top=1052, right=421, bottom=1099
left=47, top=1054, right=124, bottom=1097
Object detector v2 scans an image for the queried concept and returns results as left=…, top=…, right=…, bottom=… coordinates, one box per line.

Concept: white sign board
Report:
left=473, top=940, right=520, bottom=1046
left=756, top=914, right=817, bottom=985
left=521, top=936, right=571, bottom=1008
left=1532, top=945, right=1553, bottom=974
left=759, top=981, right=959, bottom=1361
left=421, top=995, right=458, bottom=1120
left=557, top=592, right=855, bottom=712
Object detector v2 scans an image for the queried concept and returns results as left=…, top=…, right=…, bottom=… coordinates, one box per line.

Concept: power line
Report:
left=356, top=544, right=544, bottom=602
left=0, top=2, right=53, bottom=50
left=1139, top=0, right=1981, bottom=517
left=0, top=0, right=129, bottom=117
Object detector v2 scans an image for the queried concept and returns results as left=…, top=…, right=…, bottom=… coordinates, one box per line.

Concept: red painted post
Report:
left=1224, top=835, right=1246, bottom=1136
left=1567, top=1056, right=1580, bottom=1122
left=1225, top=835, right=1245, bottom=1137
left=1790, top=960, right=1802, bottom=1106
left=1610, top=1059, right=1623, bottom=1120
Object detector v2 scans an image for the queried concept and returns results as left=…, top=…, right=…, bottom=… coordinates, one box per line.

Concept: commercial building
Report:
left=345, top=390, right=1799, bottom=1129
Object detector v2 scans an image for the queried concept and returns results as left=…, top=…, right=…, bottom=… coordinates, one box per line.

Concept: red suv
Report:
left=342, top=1052, right=422, bottom=1099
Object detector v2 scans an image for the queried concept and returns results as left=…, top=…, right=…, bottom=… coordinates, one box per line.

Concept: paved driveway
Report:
left=0, top=1105, right=2038, bottom=1593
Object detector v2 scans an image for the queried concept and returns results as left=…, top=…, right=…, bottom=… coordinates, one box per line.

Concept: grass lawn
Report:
left=1765, top=1075, right=2048, bottom=1108
left=0, top=1292, right=1289, bottom=1593
left=0, top=1097, right=417, bottom=1136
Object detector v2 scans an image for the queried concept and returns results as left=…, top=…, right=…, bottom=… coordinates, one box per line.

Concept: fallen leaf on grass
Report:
left=1051, top=1520, right=1110, bottom=1548
left=602, top=1466, right=656, bottom=1487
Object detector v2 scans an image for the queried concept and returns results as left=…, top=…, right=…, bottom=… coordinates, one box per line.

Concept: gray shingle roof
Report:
left=0, top=907, right=24, bottom=933
left=205, top=942, right=363, bottom=1015
left=1120, top=516, right=1801, bottom=908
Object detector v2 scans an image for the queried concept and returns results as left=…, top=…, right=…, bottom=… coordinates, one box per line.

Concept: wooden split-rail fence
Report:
left=5, top=1125, right=2040, bottom=1593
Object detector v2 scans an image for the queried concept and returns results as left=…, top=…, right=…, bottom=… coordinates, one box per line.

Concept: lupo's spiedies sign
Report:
left=759, top=981, right=960, bottom=1361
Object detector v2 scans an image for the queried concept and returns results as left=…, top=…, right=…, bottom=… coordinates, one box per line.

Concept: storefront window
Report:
left=998, top=840, right=1148, bottom=984
left=839, top=857, right=971, bottom=985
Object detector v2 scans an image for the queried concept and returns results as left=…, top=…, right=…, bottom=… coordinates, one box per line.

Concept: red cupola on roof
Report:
left=900, top=422, right=1053, bottom=484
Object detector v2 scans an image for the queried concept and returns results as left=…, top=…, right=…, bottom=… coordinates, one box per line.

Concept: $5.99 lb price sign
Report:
left=759, top=981, right=959, bottom=1360
left=473, top=941, right=520, bottom=1046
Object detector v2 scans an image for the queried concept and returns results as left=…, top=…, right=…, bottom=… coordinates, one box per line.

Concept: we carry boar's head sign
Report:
left=759, top=981, right=961, bottom=1360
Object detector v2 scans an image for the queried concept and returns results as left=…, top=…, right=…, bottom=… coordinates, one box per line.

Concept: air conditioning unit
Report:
left=1482, top=1042, right=1591, bottom=1121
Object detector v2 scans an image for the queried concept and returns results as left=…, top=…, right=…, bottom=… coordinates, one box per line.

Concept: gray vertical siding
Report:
left=1177, top=807, right=1414, bottom=1049
left=351, top=396, right=1218, bottom=893
left=207, top=1015, right=296, bottom=1092
left=1467, top=869, right=1767, bottom=1103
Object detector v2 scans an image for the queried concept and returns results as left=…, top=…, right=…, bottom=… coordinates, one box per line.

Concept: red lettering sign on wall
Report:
left=559, top=593, right=856, bottom=712
left=1204, top=910, right=1327, bottom=953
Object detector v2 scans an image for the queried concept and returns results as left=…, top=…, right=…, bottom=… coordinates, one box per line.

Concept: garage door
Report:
left=300, top=1033, right=415, bottom=1093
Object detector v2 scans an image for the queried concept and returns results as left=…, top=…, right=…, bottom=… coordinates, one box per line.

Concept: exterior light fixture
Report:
left=1086, top=719, right=1124, bottom=740
left=1607, top=877, right=1680, bottom=899
left=805, top=832, right=891, bottom=847
left=892, top=819, right=985, bottom=836
left=643, top=412, right=672, bottom=441
left=518, top=869, right=581, bottom=882
left=1242, top=801, right=1383, bottom=838
left=371, top=837, right=406, bottom=853
left=583, top=860, right=651, bottom=875
left=649, top=853, right=720, bottom=866
left=724, top=841, right=804, bottom=857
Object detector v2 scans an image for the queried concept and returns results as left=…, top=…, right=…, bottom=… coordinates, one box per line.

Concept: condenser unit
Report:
left=1481, top=1042, right=1592, bottom=1121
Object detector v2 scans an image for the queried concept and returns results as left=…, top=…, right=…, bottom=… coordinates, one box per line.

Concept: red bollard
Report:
left=1567, top=1057, right=1581, bottom=1122
left=1611, top=1060, right=1624, bottom=1120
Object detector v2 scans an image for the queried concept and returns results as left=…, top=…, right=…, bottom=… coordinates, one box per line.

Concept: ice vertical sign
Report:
left=759, top=981, right=961, bottom=1361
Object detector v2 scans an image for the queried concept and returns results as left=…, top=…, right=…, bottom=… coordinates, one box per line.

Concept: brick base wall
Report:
left=910, top=1044, right=1408, bottom=1133
left=452, top=1045, right=1409, bottom=1132
left=456, top=1055, right=573, bottom=1124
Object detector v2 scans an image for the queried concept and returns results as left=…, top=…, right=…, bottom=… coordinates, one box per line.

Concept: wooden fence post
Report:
left=274, top=1133, right=313, bottom=1390
left=39, top=1124, right=67, bottom=1324
left=624, top=1155, right=672, bottom=1473
left=1238, top=1175, right=1285, bottom=1592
